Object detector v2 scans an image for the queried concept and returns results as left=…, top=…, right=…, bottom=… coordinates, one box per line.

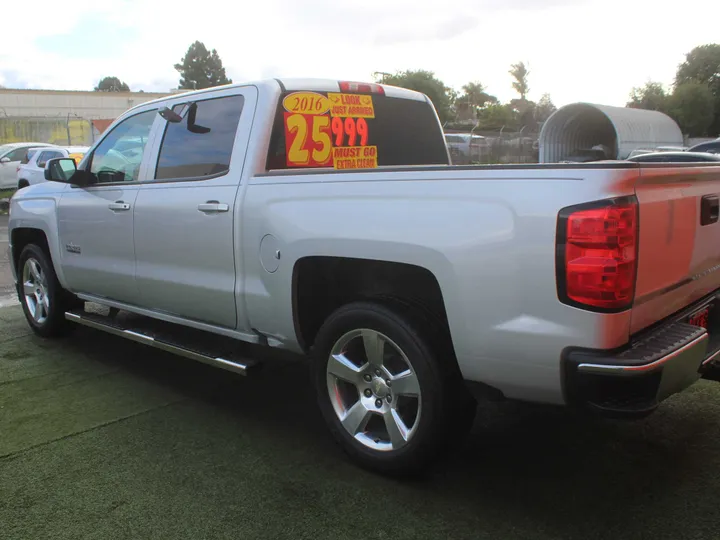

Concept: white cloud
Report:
left=0, top=0, right=718, bottom=108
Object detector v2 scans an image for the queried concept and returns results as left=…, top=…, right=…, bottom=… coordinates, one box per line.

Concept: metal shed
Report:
left=538, top=102, right=683, bottom=163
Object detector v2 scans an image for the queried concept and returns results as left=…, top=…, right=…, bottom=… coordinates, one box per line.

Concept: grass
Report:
left=2, top=304, right=720, bottom=539
left=0, top=188, right=15, bottom=200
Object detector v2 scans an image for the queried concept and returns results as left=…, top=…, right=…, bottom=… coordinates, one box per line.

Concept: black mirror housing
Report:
left=44, top=157, right=94, bottom=186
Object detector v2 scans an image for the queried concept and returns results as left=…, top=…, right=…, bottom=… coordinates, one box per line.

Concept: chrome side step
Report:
left=65, top=310, right=254, bottom=376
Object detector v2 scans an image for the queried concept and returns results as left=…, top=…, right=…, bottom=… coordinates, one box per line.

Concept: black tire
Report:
left=17, top=244, right=79, bottom=338
left=312, top=301, right=475, bottom=476
left=18, top=180, right=29, bottom=190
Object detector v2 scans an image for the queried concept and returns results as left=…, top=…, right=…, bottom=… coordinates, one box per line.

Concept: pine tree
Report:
left=174, top=41, right=232, bottom=90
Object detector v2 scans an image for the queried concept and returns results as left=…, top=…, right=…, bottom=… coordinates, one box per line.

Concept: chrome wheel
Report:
left=22, top=258, right=50, bottom=325
left=326, top=328, right=422, bottom=451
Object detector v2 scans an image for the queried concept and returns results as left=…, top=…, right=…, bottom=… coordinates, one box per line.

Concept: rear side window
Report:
left=21, top=149, right=38, bottom=164
left=37, top=150, right=63, bottom=166
left=6, top=148, right=30, bottom=162
left=155, top=95, right=244, bottom=180
left=266, top=91, right=449, bottom=171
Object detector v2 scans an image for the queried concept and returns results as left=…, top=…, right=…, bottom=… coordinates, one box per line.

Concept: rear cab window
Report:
left=266, top=85, right=449, bottom=171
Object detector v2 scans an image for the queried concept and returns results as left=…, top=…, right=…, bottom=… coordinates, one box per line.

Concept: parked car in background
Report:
left=17, top=146, right=89, bottom=189
left=445, top=133, right=487, bottom=164
left=0, top=142, right=53, bottom=189
left=627, top=152, right=720, bottom=163
left=688, top=139, right=720, bottom=154
left=627, top=146, right=688, bottom=158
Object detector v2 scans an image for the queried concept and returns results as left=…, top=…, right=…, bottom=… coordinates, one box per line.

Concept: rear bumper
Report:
left=564, top=319, right=718, bottom=418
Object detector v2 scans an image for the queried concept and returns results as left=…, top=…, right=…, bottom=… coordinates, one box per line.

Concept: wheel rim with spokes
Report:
left=22, top=258, right=50, bottom=325
left=326, top=328, right=422, bottom=452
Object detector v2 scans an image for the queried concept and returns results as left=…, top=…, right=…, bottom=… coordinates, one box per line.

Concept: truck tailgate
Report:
left=631, top=165, right=720, bottom=335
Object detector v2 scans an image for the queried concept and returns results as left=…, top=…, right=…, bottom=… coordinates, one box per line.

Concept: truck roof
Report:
left=134, top=78, right=428, bottom=111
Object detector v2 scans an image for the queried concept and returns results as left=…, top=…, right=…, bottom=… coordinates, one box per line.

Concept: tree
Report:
left=509, top=98, right=536, bottom=130
left=477, top=103, right=518, bottom=131
left=94, top=76, right=130, bottom=92
left=455, top=81, right=497, bottom=122
left=667, top=82, right=715, bottom=136
left=676, top=44, right=720, bottom=134
left=378, top=70, right=454, bottom=124
left=175, top=41, right=232, bottom=90
left=509, top=62, right=530, bottom=100
left=534, top=93, right=557, bottom=123
left=627, top=81, right=668, bottom=111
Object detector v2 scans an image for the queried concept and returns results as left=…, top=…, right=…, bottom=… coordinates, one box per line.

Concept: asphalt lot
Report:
left=2, top=244, right=720, bottom=538
left=0, top=214, right=16, bottom=306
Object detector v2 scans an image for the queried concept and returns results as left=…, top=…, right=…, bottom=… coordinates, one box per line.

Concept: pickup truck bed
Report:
left=7, top=77, right=720, bottom=475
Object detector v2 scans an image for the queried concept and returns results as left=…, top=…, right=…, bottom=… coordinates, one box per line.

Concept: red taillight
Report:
left=557, top=198, right=638, bottom=311
left=338, top=81, right=385, bottom=95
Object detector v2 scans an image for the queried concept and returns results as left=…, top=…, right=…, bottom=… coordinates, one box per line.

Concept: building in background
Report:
left=0, top=88, right=172, bottom=145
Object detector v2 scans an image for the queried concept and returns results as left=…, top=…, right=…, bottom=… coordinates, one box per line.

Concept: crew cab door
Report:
left=57, top=109, right=160, bottom=303
left=132, top=86, right=257, bottom=329
left=0, top=147, right=29, bottom=188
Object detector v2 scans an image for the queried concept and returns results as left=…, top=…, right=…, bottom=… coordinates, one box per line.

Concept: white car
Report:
left=17, top=146, right=88, bottom=189
left=0, top=142, right=54, bottom=189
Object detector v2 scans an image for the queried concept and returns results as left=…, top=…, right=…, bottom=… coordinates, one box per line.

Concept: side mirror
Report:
left=0, top=157, right=10, bottom=164
left=45, top=158, right=77, bottom=184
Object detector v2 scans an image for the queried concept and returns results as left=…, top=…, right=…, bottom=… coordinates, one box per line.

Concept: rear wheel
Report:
left=17, top=244, right=79, bottom=338
left=18, top=180, right=29, bottom=190
left=313, top=301, right=475, bottom=476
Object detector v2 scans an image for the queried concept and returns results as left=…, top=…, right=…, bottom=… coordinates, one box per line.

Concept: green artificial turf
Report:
left=2, top=304, right=720, bottom=539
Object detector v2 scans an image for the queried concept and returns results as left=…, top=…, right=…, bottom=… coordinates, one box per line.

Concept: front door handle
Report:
left=198, top=201, right=229, bottom=213
left=701, top=195, right=719, bottom=226
left=108, top=201, right=130, bottom=211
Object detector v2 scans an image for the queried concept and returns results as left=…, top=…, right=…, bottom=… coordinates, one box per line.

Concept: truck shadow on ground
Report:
left=60, top=327, right=720, bottom=539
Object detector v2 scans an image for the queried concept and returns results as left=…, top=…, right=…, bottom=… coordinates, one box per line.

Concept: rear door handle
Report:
left=108, top=201, right=130, bottom=211
left=701, top=195, right=719, bottom=226
left=198, top=201, right=229, bottom=213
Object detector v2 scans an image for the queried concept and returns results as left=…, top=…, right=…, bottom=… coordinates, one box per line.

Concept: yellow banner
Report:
left=328, top=93, right=375, bottom=118
left=333, top=146, right=378, bottom=169
left=282, top=92, right=331, bottom=115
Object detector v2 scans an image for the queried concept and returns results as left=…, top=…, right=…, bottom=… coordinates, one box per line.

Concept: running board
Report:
left=65, top=308, right=257, bottom=376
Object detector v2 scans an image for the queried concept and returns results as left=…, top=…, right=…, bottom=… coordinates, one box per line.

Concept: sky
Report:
left=1, top=0, right=718, bottom=107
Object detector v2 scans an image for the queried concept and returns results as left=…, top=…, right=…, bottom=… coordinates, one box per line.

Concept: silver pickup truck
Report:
left=7, top=78, right=720, bottom=475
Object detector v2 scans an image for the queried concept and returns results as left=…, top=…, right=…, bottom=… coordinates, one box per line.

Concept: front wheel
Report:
left=17, top=244, right=78, bottom=338
left=313, top=301, right=475, bottom=476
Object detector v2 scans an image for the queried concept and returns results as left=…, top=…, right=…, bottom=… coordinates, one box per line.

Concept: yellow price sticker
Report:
left=282, top=92, right=331, bottom=115
left=332, top=146, right=378, bottom=170
left=328, top=93, right=375, bottom=118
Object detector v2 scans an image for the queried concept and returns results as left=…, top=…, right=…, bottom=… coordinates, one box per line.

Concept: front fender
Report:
left=9, top=190, right=67, bottom=288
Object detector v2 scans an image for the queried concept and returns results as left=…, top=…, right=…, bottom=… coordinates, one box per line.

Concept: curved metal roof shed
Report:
left=539, top=103, right=683, bottom=163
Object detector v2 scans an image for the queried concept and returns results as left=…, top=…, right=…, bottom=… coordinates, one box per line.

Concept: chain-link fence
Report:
left=0, top=116, right=102, bottom=146
left=446, top=130, right=539, bottom=165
